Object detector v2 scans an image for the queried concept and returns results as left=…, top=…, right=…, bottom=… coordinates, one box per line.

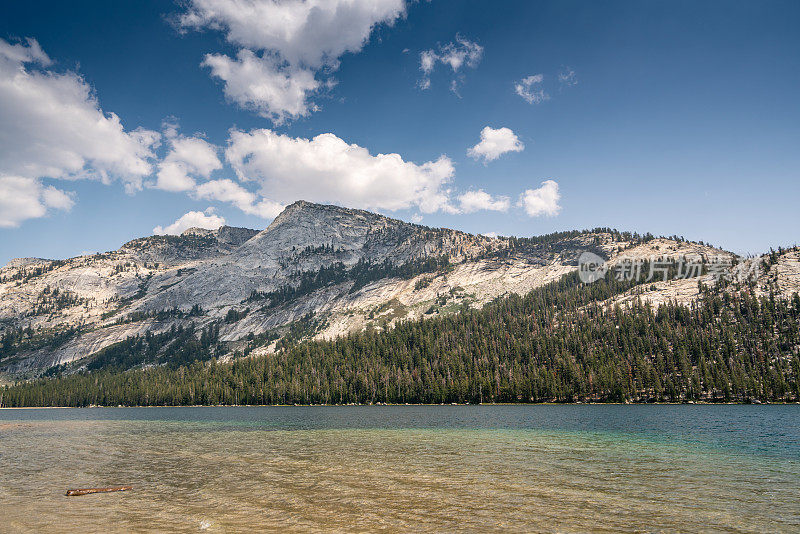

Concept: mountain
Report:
left=5, top=254, right=800, bottom=406
left=1, top=200, right=798, bottom=379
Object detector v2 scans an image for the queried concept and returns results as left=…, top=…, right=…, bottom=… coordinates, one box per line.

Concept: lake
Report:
left=0, top=405, right=798, bottom=532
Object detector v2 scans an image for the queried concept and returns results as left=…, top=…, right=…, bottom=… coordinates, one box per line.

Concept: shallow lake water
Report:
left=0, top=405, right=798, bottom=532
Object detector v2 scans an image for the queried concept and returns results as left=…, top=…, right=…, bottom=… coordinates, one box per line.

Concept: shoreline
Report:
left=2, top=401, right=799, bottom=409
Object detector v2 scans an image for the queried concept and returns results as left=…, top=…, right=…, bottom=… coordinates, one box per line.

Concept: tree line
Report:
left=3, top=270, right=798, bottom=407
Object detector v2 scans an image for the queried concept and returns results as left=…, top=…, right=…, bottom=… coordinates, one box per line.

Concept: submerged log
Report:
left=65, top=486, right=132, bottom=496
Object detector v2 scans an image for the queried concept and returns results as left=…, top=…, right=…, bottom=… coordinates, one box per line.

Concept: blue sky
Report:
left=1, top=0, right=798, bottom=266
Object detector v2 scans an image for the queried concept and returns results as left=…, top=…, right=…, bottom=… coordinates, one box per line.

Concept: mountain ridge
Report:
left=1, top=201, right=797, bottom=377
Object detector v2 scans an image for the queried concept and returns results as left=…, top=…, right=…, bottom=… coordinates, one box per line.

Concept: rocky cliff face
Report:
left=2, top=200, right=787, bottom=376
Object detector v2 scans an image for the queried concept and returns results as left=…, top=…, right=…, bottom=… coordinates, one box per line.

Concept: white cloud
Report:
left=419, top=35, right=483, bottom=92
left=467, top=126, right=525, bottom=164
left=519, top=180, right=561, bottom=217
left=202, top=50, right=320, bottom=124
left=149, top=122, right=281, bottom=219
left=153, top=208, right=226, bottom=235
left=180, top=0, right=406, bottom=67
left=515, top=74, right=549, bottom=105
left=225, top=129, right=457, bottom=214
left=0, top=175, right=74, bottom=228
left=437, top=37, right=483, bottom=71
left=559, top=67, right=577, bottom=87
left=420, top=50, right=437, bottom=75
left=457, top=190, right=510, bottom=213
left=0, top=38, right=159, bottom=193
left=194, top=178, right=284, bottom=219
left=179, top=0, right=406, bottom=123
left=155, top=129, right=222, bottom=192
left=0, top=37, right=50, bottom=65
left=480, top=231, right=499, bottom=239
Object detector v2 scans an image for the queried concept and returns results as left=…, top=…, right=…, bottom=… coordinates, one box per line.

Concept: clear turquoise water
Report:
left=1, top=405, right=798, bottom=532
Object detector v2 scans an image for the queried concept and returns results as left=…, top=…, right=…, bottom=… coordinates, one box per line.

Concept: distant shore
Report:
left=3, top=401, right=798, bottom=409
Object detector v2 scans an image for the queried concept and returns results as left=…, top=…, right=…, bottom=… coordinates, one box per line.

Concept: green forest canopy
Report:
left=3, top=267, right=799, bottom=407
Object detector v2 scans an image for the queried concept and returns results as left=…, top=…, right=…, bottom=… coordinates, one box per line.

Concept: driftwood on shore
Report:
left=65, top=486, right=132, bottom=496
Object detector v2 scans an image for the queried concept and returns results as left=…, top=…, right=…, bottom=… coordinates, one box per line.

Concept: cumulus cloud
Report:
left=515, top=74, right=549, bottom=105
left=155, top=128, right=222, bottom=192
left=467, top=126, right=525, bottom=164
left=154, top=124, right=222, bottom=191
left=202, top=50, right=320, bottom=124
left=0, top=175, right=74, bottom=228
left=194, top=178, right=284, bottom=219
left=148, top=121, right=281, bottom=219
left=225, top=129, right=457, bottom=214
left=457, top=190, right=510, bottom=213
left=519, top=180, right=561, bottom=217
left=179, top=0, right=406, bottom=66
left=153, top=208, right=226, bottom=235
left=179, top=0, right=406, bottom=123
left=419, top=35, right=483, bottom=93
left=0, top=38, right=159, bottom=192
